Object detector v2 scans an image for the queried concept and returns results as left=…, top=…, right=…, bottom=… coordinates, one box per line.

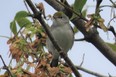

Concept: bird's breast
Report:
left=51, top=25, right=74, bottom=52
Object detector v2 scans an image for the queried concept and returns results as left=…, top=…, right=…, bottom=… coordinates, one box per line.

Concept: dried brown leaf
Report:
left=48, top=67, right=59, bottom=76
left=9, top=44, right=22, bottom=62
left=46, top=14, right=52, bottom=20
left=36, top=2, right=46, bottom=18
left=98, top=18, right=108, bottom=32
left=36, top=2, right=44, bottom=11
left=7, top=38, right=13, bottom=44
left=29, top=63, right=36, bottom=67
left=85, top=18, right=94, bottom=31
left=63, top=67, right=72, bottom=73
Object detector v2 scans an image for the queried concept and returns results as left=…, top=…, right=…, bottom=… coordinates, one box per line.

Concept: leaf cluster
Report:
left=0, top=11, right=72, bottom=77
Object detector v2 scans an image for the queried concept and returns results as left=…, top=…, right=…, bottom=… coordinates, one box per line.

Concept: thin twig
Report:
left=0, top=35, right=10, bottom=39
left=55, top=0, right=88, bottom=22
left=0, top=55, right=14, bottom=77
left=76, top=65, right=109, bottom=77
left=25, top=0, right=82, bottom=77
left=45, top=0, right=116, bottom=67
left=109, top=0, right=116, bottom=8
left=74, top=38, right=86, bottom=41
left=79, top=53, right=85, bottom=66
left=23, top=0, right=34, bottom=22
left=107, top=16, right=116, bottom=27
left=24, top=0, right=31, bottom=14
left=100, top=5, right=114, bottom=8
left=107, top=17, right=116, bottom=38
left=62, top=62, right=110, bottom=77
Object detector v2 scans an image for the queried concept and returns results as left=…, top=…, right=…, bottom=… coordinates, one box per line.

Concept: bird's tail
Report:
left=50, top=58, right=59, bottom=67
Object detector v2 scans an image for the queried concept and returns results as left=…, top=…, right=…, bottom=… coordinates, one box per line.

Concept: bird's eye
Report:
left=59, top=16, right=63, bottom=18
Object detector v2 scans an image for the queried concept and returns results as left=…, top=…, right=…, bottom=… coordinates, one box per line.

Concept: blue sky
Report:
left=0, top=0, right=116, bottom=77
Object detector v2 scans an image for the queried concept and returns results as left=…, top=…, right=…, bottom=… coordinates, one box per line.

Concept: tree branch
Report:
left=76, top=65, right=107, bottom=77
left=0, top=55, right=13, bottom=77
left=62, top=62, right=114, bottom=77
left=25, top=0, right=81, bottom=77
left=74, top=38, right=86, bottom=41
left=44, top=0, right=116, bottom=66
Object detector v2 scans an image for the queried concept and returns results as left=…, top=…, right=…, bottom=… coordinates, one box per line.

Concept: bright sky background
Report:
left=0, top=0, right=116, bottom=77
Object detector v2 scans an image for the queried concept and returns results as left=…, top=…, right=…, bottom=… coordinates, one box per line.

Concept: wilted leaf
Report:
left=36, top=2, right=46, bottom=18
left=85, top=18, right=94, bottom=31
left=28, top=63, right=36, bottom=67
left=10, top=20, right=17, bottom=35
left=63, top=67, right=72, bottom=73
left=49, top=67, right=59, bottom=76
left=98, top=18, right=108, bottom=32
left=15, top=11, right=29, bottom=20
left=36, top=2, right=44, bottom=11
left=9, top=44, right=22, bottom=62
left=107, top=43, right=116, bottom=52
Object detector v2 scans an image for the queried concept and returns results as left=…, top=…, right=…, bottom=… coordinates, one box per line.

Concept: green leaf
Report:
left=107, top=43, right=116, bottom=52
left=71, top=0, right=87, bottom=19
left=73, top=26, right=78, bottom=34
left=73, top=0, right=87, bottom=13
left=15, top=11, right=29, bottom=20
left=16, top=18, right=32, bottom=27
left=10, top=20, right=17, bottom=35
left=82, top=9, right=87, bottom=17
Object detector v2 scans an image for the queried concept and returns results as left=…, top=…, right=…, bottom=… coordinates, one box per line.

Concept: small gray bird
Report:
left=46, top=12, right=74, bottom=67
